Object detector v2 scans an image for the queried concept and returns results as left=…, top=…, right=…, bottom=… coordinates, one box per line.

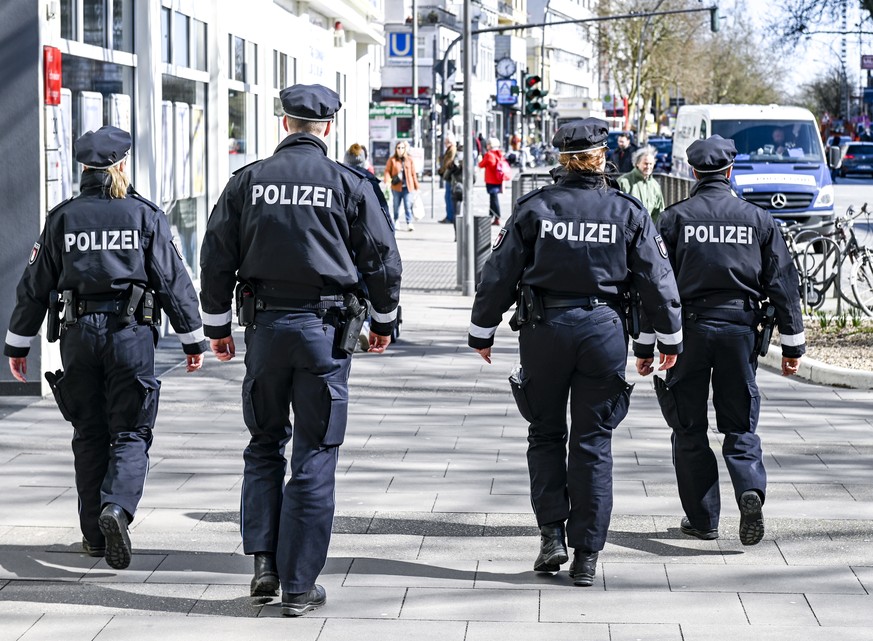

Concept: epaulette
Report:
left=337, top=161, right=378, bottom=183
left=516, top=185, right=546, bottom=206
left=46, top=197, right=74, bottom=217
left=615, top=190, right=645, bottom=211
left=128, top=189, right=161, bottom=212
left=232, top=158, right=263, bottom=176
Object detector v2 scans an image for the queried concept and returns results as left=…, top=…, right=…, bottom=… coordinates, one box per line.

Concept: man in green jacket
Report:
left=617, top=146, right=665, bottom=222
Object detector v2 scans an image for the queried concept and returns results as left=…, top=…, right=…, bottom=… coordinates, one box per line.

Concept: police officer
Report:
left=4, top=126, right=207, bottom=570
left=635, top=135, right=805, bottom=546
left=469, top=118, right=683, bottom=587
left=199, top=84, right=401, bottom=616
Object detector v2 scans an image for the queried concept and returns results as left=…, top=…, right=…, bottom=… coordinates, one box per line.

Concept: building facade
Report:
left=0, top=0, right=384, bottom=395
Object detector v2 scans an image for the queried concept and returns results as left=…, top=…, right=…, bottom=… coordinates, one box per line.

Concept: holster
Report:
left=47, top=291, right=62, bottom=343
left=508, top=366, right=534, bottom=422
left=653, top=375, right=682, bottom=431
left=61, top=290, right=77, bottom=327
left=754, top=303, right=776, bottom=357
left=235, top=282, right=256, bottom=326
left=624, top=288, right=641, bottom=339
left=338, top=293, right=367, bottom=355
left=511, top=285, right=543, bottom=331
left=120, top=285, right=145, bottom=325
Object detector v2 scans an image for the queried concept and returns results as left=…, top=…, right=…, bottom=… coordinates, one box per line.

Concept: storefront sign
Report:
left=44, top=46, right=62, bottom=106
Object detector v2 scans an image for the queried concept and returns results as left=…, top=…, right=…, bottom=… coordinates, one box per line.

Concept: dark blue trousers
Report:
left=516, top=305, right=633, bottom=552
left=240, top=310, right=351, bottom=594
left=53, top=314, right=158, bottom=546
left=664, top=318, right=765, bottom=530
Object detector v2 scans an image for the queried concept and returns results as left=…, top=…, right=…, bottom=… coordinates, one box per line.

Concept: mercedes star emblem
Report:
left=771, top=193, right=787, bottom=209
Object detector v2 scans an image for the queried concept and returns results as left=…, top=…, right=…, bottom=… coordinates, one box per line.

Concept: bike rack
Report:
left=796, top=234, right=844, bottom=315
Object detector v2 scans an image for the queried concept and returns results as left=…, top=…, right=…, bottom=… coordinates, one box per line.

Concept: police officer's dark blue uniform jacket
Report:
left=3, top=128, right=206, bottom=358
left=637, top=135, right=805, bottom=358
left=199, top=102, right=401, bottom=337
left=468, top=122, right=683, bottom=354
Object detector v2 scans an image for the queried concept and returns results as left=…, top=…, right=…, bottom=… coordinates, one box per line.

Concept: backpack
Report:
left=495, top=157, right=512, bottom=182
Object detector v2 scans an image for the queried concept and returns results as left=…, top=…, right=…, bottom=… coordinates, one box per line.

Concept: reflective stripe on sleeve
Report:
left=5, top=331, right=34, bottom=348
left=371, top=307, right=398, bottom=323
left=636, top=332, right=656, bottom=346
left=202, top=310, right=233, bottom=326
left=176, top=327, right=206, bottom=344
left=469, top=322, right=498, bottom=339
left=780, top=331, right=806, bottom=347
left=656, top=328, right=683, bottom=345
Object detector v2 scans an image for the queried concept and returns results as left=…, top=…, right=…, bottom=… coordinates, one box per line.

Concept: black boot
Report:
left=281, top=584, right=327, bottom=617
left=568, top=550, right=598, bottom=587
left=98, top=504, right=132, bottom=570
left=533, top=523, right=568, bottom=573
left=251, top=552, right=280, bottom=597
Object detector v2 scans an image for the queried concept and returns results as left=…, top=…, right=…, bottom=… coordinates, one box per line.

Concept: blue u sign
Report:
left=389, top=32, right=413, bottom=58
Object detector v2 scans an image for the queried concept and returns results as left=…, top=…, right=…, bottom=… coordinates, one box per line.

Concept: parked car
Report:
left=838, top=142, right=873, bottom=177
left=647, top=136, right=673, bottom=173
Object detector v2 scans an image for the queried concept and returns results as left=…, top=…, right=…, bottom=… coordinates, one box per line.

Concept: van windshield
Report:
left=711, top=119, right=825, bottom=163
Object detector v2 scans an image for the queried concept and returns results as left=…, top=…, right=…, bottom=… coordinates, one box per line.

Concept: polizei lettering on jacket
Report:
left=251, top=183, right=334, bottom=207
left=64, top=230, right=140, bottom=252
left=540, top=220, right=617, bottom=243
left=683, top=225, right=754, bottom=245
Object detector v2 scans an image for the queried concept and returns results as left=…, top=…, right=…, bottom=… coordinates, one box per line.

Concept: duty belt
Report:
left=255, top=295, right=345, bottom=312
left=76, top=299, right=125, bottom=316
left=541, top=295, right=614, bottom=309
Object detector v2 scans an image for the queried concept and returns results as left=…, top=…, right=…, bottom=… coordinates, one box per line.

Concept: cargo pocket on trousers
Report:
left=321, top=380, right=348, bottom=447
left=509, top=366, right=535, bottom=423
left=241, top=378, right=259, bottom=432
left=47, top=371, right=77, bottom=422
left=747, top=380, right=761, bottom=432
left=603, top=374, right=634, bottom=431
left=136, top=376, right=161, bottom=427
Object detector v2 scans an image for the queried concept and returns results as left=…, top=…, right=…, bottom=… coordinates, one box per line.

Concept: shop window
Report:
left=83, top=0, right=107, bottom=47
left=173, top=12, right=190, bottom=68
left=230, top=35, right=245, bottom=82
left=247, top=42, right=258, bottom=84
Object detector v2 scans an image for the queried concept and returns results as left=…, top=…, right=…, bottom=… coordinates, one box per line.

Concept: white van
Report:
left=672, top=104, right=834, bottom=227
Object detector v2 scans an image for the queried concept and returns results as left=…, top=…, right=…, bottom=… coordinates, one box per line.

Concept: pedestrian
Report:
left=437, top=132, right=458, bottom=224
left=827, top=135, right=842, bottom=181
left=468, top=118, right=683, bottom=587
left=199, top=83, right=402, bottom=617
left=608, top=131, right=637, bottom=174
left=478, top=137, right=507, bottom=226
left=636, top=135, right=805, bottom=546
left=617, top=145, right=666, bottom=223
left=4, top=125, right=206, bottom=570
left=343, top=142, right=374, bottom=174
left=382, top=141, right=419, bottom=231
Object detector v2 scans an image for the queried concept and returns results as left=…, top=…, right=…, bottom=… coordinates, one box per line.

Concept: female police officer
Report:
left=468, top=118, right=683, bottom=586
left=4, top=126, right=206, bottom=570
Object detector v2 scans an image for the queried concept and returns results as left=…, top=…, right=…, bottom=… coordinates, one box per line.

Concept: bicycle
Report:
left=778, top=203, right=873, bottom=315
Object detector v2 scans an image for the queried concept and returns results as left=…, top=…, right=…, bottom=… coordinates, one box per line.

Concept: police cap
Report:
left=280, top=84, right=342, bottom=122
left=74, top=125, right=131, bottom=169
left=687, top=135, right=737, bottom=173
left=551, top=117, right=609, bottom=154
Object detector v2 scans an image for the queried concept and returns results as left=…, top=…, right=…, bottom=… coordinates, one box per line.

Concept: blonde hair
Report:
left=558, top=148, right=606, bottom=173
left=107, top=163, right=130, bottom=198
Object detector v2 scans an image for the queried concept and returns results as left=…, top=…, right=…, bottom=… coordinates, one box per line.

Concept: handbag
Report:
left=391, top=175, right=402, bottom=186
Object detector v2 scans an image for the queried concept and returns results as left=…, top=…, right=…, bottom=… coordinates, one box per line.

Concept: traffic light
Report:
left=524, top=74, right=546, bottom=115
left=445, top=92, right=458, bottom=119
left=710, top=7, right=720, bottom=32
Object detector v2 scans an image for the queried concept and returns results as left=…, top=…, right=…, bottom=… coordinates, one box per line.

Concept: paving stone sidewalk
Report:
left=1, top=184, right=872, bottom=640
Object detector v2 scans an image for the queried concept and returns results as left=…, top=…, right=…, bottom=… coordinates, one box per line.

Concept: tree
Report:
left=775, top=0, right=873, bottom=41
left=796, top=65, right=853, bottom=117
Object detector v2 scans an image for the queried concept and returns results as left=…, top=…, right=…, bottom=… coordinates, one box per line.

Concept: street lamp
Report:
left=540, top=0, right=552, bottom=143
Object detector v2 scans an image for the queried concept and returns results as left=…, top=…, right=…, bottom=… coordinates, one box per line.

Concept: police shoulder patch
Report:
left=29, top=242, right=41, bottom=265
left=654, top=234, right=668, bottom=259
left=492, top=227, right=508, bottom=250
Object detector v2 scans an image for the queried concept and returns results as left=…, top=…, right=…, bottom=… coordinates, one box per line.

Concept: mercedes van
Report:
left=672, top=104, right=834, bottom=228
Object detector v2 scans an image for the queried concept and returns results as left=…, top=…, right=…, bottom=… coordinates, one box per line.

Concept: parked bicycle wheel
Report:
left=851, top=249, right=873, bottom=316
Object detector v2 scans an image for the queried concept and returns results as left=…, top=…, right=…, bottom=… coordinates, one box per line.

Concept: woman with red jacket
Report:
left=478, top=137, right=505, bottom=226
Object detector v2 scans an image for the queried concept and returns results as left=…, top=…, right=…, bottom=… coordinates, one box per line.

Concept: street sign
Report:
left=496, top=78, right=518, bottom=106
left=369, top=105, right=414, bottom=118
left=388, top=32, right=413, bottom=58
left=404, top=97, right=431, bottom=107
left=862, top=55, right=873, bottom=70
